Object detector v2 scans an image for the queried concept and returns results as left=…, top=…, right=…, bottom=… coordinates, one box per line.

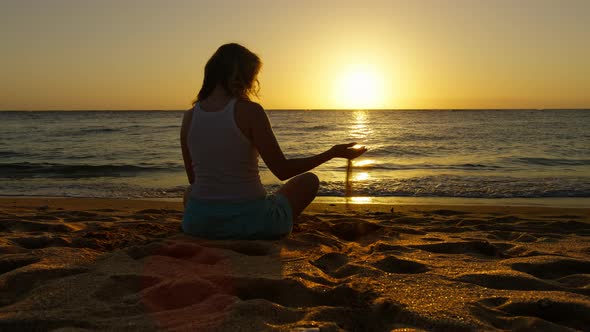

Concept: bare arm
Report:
left=180, top=109, right=195, bottom=184
left=249, top=104, right=366, bottom=181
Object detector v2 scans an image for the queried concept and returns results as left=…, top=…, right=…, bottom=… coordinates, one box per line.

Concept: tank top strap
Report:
left=224, top=98, right=238, bottom=114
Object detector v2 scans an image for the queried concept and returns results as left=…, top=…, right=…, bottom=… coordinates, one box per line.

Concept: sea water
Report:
left=1, top=109, right=589, bottom=205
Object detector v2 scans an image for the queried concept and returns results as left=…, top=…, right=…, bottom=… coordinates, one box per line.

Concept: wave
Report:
left=0, top=162, right=183, bottom=178
left=52, top=127, right=121, bottom=137
left=0, top=151, right=24, bottom=158
left=512, top=157, right=590, bottom=166
left=369, top=147, right=427, bottom=157
left=314, top=175, right=590, bottom=198
left=396, top=133, right=455, bottom=141
left=315, top=188, right=590, bottom=199
left=338, top=162, right=503, bottom=171
left=64, top=125, right=178, bottom=136
left=307, top=125, right=330, bottom=130
left=2, top=174, right=589, bottom=199
left=80, top=128, right=120, bottom=134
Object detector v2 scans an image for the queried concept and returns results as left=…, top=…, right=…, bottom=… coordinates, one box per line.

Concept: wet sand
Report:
left=1, top=197, right=589, bottom=331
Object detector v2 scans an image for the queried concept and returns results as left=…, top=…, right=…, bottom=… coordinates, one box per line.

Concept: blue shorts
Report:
left=182, top=194, right=293, bottom=240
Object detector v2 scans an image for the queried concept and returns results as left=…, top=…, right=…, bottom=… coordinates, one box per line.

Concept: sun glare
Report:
left=353, top=159, right=375, bottom=167
left=334, top=65, right=385, bottom=109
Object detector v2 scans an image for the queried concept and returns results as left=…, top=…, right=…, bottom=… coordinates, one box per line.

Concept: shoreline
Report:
left=2, top=195, right=590, bottom=209
left=3, top=196, right=589, bottom=221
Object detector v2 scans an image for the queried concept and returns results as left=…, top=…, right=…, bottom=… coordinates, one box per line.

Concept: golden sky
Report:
left=1, top=0, right=589, bottom=110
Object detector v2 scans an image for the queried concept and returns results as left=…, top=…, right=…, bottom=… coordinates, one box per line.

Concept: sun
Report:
left=333, top=64, right=385, bottom=109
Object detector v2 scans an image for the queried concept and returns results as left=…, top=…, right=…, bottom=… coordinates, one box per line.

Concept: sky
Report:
left=1, top=0, right=589, bottom=110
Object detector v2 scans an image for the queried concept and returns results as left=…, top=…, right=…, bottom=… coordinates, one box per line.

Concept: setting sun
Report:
left=333, top=64, right=386, bottom=109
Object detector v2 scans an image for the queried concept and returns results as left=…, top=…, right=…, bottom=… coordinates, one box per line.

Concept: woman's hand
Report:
left=330, top=143, right=367, bottom=160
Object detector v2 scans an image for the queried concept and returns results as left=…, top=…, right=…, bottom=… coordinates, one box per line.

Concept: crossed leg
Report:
left=184, top=173, right=319, bottom=218
left=277, top=172, right=319, bottom=218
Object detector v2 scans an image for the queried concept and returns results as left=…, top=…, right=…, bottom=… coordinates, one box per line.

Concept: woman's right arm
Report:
left=248, top=103, right=366, bottom=181
left=180, top=109, right=195, bottom=184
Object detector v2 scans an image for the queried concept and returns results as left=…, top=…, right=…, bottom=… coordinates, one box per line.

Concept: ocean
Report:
left=1, top=109, right=590, bottom=205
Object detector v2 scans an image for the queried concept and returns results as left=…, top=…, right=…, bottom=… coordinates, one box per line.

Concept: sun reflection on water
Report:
left=353, top=159, right=375, bottom=167
left=345, top=196, right=373, bottom=209
left=345, top=110, right=374, bottom=200
left=350, top=197, right=372, bottom=203
left=349, top=110, right=372, bottom=140
left=354, top=172, right=370, bottom=181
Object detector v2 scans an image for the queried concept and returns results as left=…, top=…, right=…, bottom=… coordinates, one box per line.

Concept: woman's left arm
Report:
left=180, top=109, right=195, bottom=184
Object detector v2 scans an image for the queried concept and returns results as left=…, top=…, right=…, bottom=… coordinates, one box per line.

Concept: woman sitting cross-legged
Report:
left=180, top=43, right=366, bottom=240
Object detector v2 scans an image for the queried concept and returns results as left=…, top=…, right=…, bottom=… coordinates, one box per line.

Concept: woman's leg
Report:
left=277, top=172, right=319, bottom=217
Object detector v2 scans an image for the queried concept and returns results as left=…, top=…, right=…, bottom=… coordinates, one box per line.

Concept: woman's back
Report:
left=187, top=97, right=266, bottom=201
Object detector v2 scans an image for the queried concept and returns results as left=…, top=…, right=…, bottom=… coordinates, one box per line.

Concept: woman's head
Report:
left=195, top=43, right=261, bottom=103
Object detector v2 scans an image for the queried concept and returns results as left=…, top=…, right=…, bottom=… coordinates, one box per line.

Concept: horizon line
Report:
left=1, top=108, right=589, bottom=112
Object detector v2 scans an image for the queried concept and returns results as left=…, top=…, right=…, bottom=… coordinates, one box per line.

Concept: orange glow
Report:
left=1, top=1, right=588, bottom=110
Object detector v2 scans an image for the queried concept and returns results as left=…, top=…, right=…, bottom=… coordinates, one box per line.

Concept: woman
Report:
left=180, top=43, right=366, bottom=240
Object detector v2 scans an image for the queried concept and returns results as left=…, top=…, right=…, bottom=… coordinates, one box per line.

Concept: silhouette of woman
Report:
left=180, top=43, right=366, bottom=239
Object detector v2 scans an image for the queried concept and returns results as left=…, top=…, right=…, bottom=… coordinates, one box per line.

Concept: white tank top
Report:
left=187, top=98, right=266, bottom=200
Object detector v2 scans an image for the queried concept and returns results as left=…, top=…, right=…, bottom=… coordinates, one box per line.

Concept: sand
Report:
left=1, top=197, right=589, bottom=331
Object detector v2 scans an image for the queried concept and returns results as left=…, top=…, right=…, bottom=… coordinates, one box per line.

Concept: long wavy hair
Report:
left=194, top=43, right=261, bottom=104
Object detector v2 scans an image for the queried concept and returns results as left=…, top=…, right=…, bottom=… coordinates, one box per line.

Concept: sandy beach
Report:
left=1, top=197, right=589, bottom=331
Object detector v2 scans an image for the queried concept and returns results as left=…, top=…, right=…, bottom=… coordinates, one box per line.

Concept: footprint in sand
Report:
left=556, top=274, right=590, bottom=288
left=10, top=235, right=71, bottom=250
left=0, top=254, right=40, bottom=274
left=0, top=266, right=88, bottom=306
left=328, top=219, right=383, bottom=241
left=309, top=253, right=379, bottom=278
left=472, top=296, right=590, bottom=331
left=233, top=277, right=376, bottom=309
left=94, top=274, right=162, bottom=303
left=509, top=257, right=590, bottom=280
left=371, top=256, right=429, bottom=274
left=310, top=252, right=349, bottom=272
